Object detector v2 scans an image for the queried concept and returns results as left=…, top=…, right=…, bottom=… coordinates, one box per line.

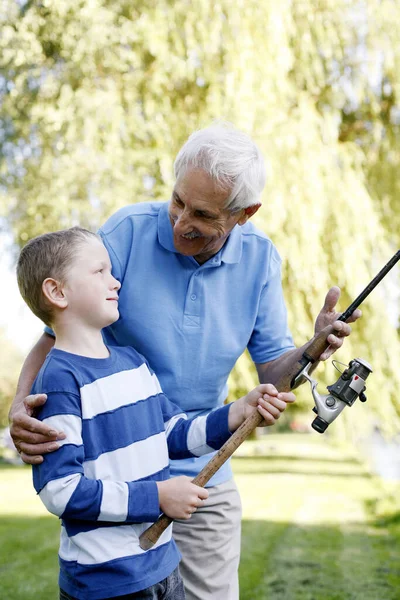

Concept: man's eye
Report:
left=97, top=269, right=103, bottom=274
left=174, top=197, right=184, bottom=206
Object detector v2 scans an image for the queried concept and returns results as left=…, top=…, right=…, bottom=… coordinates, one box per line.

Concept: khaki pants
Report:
left=172, top=479, right=242, bottom=600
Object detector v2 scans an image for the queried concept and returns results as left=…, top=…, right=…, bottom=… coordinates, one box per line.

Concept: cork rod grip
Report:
left=138, top=411, right=265, bottom=550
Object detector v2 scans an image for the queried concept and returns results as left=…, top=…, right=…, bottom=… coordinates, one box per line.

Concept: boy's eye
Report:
left=97, top=269, right=103, bottom=274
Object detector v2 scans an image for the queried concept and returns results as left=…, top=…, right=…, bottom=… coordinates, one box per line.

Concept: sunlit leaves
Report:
left=1, top=0, right=399, bottom=436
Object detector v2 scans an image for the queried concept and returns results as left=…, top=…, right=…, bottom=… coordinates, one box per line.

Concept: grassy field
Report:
left=1, top=433, right=399, bottom=599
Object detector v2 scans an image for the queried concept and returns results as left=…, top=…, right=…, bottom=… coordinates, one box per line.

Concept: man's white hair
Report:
left=173, top=122, right=266, bottom=212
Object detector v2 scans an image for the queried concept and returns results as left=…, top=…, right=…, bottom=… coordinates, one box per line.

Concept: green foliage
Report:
left=0, top=328, right=23, bottom=427
left=1, top=0, right=399, bottom=437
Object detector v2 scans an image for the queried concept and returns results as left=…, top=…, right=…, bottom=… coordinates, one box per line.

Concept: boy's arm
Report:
left=161, top=384, right=295, bottom=460
left=36, top=392, right=161, bottom=524
left=9, top=333, right=65, bottom=463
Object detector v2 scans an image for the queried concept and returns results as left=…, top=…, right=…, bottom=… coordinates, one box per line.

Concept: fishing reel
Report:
left=295, top=358, right=373, bottom=433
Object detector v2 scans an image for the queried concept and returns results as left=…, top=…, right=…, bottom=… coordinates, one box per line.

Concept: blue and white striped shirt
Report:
left=32, top=346, right=232, bottom=599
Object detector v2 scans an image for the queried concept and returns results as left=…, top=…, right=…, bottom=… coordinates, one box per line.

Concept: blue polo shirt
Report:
left=45, top=201, right=294, bottom=484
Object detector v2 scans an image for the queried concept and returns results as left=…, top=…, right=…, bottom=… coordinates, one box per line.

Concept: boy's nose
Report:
left=112, top=277, right=121, bottom=290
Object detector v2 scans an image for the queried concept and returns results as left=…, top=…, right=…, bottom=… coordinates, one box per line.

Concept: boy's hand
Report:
left=156, top=476, right=209, bottom=520
left=228, top=384, right=296, bottom=431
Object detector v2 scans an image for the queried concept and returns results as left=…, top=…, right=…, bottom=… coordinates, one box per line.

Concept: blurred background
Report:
left=1, top=2, right=400, bottom=598
left=1, top=0, right=399, bottom=447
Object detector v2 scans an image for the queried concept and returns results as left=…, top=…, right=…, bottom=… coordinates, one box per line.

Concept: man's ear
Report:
left=237, top=203, right=261, bottom=226
left=42, top=278, right=68, bottom=309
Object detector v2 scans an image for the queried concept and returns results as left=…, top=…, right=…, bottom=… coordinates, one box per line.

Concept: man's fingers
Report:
left=15, top=439, right=61, bottom=465
left=17, top=440, right=61, bottom=457
left=322, top=286, right=341, bottom=312
left=319, top=348, right=333, bottom=361
left=24, top=393, right=48, bottom=408
left=332, top=321, right=352, bottom=336
left=11, top=412, right=65, bottom=440
left=346, top=309, right=362, bottom=323
left=18, top=452, right=44, bottom=465
left=12, top=427, right=61, bottom=445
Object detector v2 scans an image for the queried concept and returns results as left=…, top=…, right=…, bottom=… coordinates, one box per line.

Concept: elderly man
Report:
left=9, top=123, right=359, bottom=600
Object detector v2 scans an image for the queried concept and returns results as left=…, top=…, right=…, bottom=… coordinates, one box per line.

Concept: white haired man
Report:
left=9, top=123, right=360, bottom=600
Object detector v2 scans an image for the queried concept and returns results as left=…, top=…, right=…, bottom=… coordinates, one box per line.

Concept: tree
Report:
left=0, top=328, right=23, bottom=428
left=1, top=0, right=399, bottom=437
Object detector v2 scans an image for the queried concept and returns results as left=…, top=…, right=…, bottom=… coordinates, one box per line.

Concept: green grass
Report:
left=1, top=434, right=400, bottom=599
left=235, top=434, right=400, bottom=599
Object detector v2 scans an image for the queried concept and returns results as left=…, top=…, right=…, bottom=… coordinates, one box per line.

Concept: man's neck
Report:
left=53, top=323, right=109, bottom=359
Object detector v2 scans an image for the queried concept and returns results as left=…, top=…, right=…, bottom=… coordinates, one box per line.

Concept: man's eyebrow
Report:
left=173, top=190, right=219, bottom=218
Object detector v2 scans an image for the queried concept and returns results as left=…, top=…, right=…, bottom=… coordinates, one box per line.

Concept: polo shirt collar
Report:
left=157, top=201, right=243, bottom=265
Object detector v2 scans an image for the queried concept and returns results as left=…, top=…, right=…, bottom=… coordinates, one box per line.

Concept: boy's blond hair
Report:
left=17, top=227, right=99, bottom=327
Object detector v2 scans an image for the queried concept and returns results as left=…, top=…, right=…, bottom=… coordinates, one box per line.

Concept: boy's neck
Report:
left=53, top=323, right=109, bottom=359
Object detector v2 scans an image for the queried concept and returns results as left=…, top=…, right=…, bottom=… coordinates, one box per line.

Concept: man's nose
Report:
left=173, top=209, right=192, bottom=232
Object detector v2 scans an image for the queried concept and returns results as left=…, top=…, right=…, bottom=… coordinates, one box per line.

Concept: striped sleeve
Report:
left=33, top=392, right=160, bottom=523
left=159, top=393, right=232, bottom=459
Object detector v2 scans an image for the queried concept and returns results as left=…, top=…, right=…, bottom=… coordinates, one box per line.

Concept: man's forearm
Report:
left=9, top=333, right=55, bottom=417
left=256, top=340, right=319, bottom=388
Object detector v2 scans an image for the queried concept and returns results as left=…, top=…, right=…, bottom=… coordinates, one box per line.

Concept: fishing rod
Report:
left=139, top=249, right=400, bottom=551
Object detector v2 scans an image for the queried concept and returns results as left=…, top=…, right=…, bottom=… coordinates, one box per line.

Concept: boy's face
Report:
left=63, top=237, right=121, bottom=329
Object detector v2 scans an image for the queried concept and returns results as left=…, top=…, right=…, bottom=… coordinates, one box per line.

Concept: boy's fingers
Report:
left=277, top=392, right=296, bottom=403
left=196, top=487, right=209, bottom=500
left=257, top=406, right=276, bottom=424
left=262, top=401, right=282, bottom=418
left=261, top=396, right=287, bottom=412
left=258, top=383, right=278, bottom=396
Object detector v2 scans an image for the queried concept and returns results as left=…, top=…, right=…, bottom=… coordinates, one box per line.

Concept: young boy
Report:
left=17, top=227, right=295, bottom=600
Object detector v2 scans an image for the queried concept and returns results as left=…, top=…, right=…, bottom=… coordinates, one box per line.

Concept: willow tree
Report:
left=1, top=0, right=399, bottom=436
left=0, top=327, right=23, bottom=427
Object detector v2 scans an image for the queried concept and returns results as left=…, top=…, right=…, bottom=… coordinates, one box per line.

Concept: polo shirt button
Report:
left=191, top=294, right=197, bottom=301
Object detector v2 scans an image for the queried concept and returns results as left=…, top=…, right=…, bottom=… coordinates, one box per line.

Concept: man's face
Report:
left=169, top=168, right=248, bottom=264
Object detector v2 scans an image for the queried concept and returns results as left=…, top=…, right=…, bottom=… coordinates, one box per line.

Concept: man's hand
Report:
left=9, top=394, right=66, bottom=465
left=156, top=476, right=209, bottom=520
left=228, top=383, right=296, bottom=431
left=314, top=286, right=362, bottom=361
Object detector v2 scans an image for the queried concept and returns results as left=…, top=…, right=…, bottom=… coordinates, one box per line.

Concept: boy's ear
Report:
left=237, top=203, right=261, bottom=226
left=42, top=278, right=68, bottom=309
